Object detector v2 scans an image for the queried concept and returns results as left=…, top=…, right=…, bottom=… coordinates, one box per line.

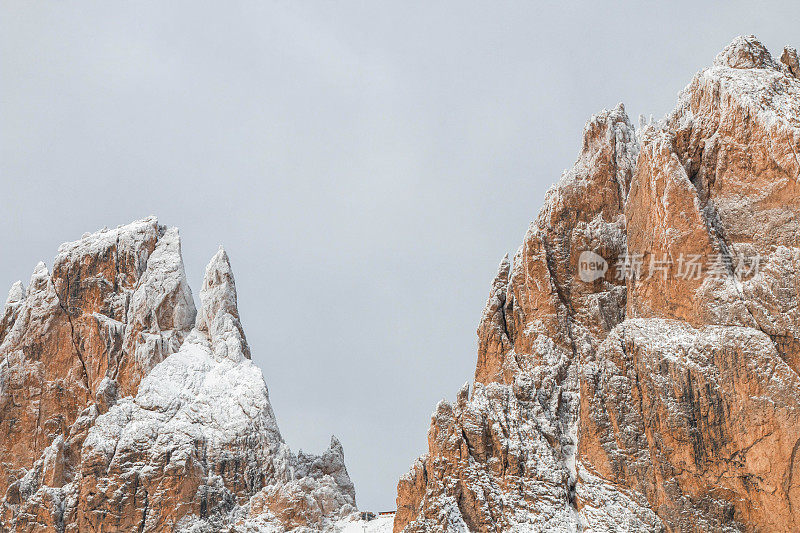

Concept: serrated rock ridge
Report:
left=0, top=218, right=357, bottom=532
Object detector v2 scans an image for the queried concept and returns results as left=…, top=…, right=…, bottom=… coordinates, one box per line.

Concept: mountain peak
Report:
left=713, top=34, right=777, bottom=69
left=397, top=35, right=800, bottom=533
left=197, top=246, right=251, bottom=361
left=5, top=281, right=24, bottom=307
left=0, top=223, right=356, bottom=531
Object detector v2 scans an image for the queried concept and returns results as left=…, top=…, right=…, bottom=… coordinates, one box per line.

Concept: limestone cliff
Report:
left=395, top=36, right=800, bottom=532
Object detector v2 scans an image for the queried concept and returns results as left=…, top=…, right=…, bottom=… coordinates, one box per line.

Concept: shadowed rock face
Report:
left=395, top=36, right=800, bottom=532
left=0, top=219, right=356, bottom=532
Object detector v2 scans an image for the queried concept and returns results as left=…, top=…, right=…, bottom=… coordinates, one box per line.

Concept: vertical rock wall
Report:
left=396, top=36, right=800, bottom=532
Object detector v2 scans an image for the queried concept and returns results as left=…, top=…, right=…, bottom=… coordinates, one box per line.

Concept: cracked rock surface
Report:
left=395, top=36, right=800, bottom=532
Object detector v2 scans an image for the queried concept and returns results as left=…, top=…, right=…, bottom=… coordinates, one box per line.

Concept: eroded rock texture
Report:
left=0, top=220, right=356, bottom=532
left=396, top=36, right=800, bottom=532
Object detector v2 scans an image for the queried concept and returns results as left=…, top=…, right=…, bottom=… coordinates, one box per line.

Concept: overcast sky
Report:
left=2, top=1, right=798, bottom=512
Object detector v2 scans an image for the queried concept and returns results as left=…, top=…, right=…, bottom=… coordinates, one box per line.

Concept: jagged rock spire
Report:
left=1, top=222, right=357, bottom=532
left=474, top=253, right=512, bottom=384
left=197, top=246, right=251, bottom=361
left=30, top=261, right=49, bottom=286
left=5, top=281, right=24, bottom=306
left=713, top=34, right=777, bottom=69
left=782, top=46, right=800, bottom=78
left=0, top=281, right=26, bottom=346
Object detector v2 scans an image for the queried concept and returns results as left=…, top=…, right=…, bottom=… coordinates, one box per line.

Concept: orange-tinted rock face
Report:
left=396, top=36, right=800, bottom=532
left=580, top=321, right=800, bottom=532
left=0, top=218, right=196, bottom=519
left=396, top=104, right=637, bottom=532
left=0, top=221, right=356, bottom=532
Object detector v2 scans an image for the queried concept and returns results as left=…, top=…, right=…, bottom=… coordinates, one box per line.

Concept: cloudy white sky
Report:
left=2, top=1, right=799, bottom=511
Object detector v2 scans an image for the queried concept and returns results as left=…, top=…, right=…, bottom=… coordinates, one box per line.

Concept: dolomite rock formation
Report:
left=395, top=36, right=800, bottom=532
left=0, top=218, right=356, bottom=532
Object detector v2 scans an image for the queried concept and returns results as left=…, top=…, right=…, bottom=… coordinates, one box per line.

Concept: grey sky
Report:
left=2, top=1, right=798, bottom=512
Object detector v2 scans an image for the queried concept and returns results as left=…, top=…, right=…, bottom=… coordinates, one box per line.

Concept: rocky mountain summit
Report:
left=0, top=217, right=356, bottom=532
left=3, top=34, right=799, bottom=533
left=395, top=36, right=800, bottom=532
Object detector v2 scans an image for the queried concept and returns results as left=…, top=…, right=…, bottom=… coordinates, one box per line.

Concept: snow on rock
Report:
left=3, top=33, right=799, bottom=533
left=73, top=247, right=356, bottom=532
left=4, top=280, right=25, bottom=307
left=0, top=221, right=356, bottom=532
left=713, top=35, right=778, bottom=70
left=396, top=100, right=638, bottom=533
left=122, top=226, right=198, bottom=390
left=580, top=319, right=800, bottom=531
left=335, top=514, right=395, bottom=533
left=396, top=36, right=800, bottom=532
left=196, top=246, right=251, bottom=362
left=0, top=281, right=25, bottom=346
left=0, top=218, right=192, bottom=530
left=781, top=46, right=800, bottom=78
